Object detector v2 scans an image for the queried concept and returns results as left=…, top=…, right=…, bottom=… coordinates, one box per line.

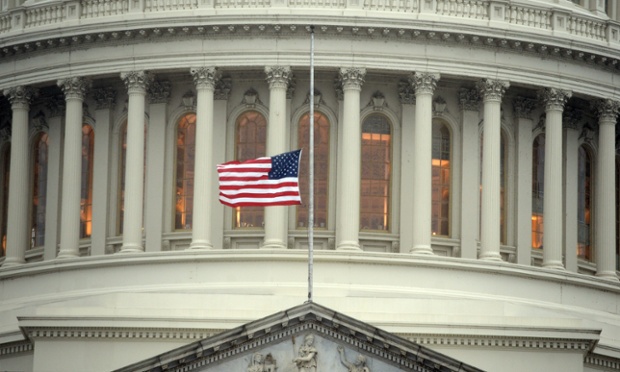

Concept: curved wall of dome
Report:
left=0, top=0, right=620, bottom=371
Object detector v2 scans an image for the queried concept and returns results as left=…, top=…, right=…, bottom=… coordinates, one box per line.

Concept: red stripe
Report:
left=219, top=199, right=302, bottom=207
left=219, top=182, right=299, bottom=190
left=219, top=191, right=300, bottom=199
left=218, top=175, right=271, bottom=182
left=217, top=167, right=271, bottom=174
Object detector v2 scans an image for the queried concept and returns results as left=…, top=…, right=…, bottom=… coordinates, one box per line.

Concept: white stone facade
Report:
left=0, top=0, right=620, bottom=371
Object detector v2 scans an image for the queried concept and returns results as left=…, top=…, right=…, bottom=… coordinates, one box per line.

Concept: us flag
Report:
left=217, top=149, right=303, bottom=207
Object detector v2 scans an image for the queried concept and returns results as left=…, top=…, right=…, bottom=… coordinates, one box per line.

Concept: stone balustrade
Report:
left=0, top=0, right=618, bottom=47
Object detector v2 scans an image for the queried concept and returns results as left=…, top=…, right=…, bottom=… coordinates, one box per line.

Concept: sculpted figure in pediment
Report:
left=337, top=346, right=370, bottom=372
left=247, top=352, right=277, bottom=372
left=293, top=334, right=318, bottom=372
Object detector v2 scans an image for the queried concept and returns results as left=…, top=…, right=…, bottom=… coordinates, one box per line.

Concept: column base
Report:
left=187, top=240, right=214, bottom=250
left=479, top=251, right=503, bottom=261
left=542, top=260, right=565, bottom=270
left=261, top=240, right=287, bottom=249
left=595, top=271, right=620, bottom=281
left=336, top=240, right=361, bottom=251
left=56, top=250, right=80, bottom=260
left=410, top=245, right=433, bottom=255
left=1, top=257, right=26, bottom=267
left=119, top=243, right=144, bottom=253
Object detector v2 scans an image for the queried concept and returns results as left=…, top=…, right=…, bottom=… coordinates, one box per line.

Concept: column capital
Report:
left=264, top=66, right=292, bottom=90
left=147, top=80, right=171, bottom=104
left=398, top=79, right=416, bottom=105
left=92, top=87, right=117, bottom=110
left=3, top=86, right=37, bottom=107
left=593, top=99, right=620, bottom=122
left=339, top=67, right=366, bottom=90
left=538, top=88, right=572, bottom=112
left=410, top=72, right=440, bottom=95
left=58, top=77, right=91, bottom=101
left=513, top=96, right=537, bottom=119
left=120, top=71, right=153, bottom=94
left=477, top=79, right=509, bottom=102
left=458, top=88, right=480, bottom=111
left=190, top=67, right=221, bottom=90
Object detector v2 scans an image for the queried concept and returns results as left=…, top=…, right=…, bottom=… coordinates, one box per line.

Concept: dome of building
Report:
left=0, top=0, right=619, bottom=370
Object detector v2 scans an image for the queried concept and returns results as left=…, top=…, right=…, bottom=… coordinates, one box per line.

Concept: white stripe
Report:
left=220, top=186, right=300, bottom=196
left=217, top=160, right=271, bottom=170
left=218, top=177, right=299, bottom=186
left=218, top=171, right=268, bottom=178
left=219, top=195, right=301, bottom=204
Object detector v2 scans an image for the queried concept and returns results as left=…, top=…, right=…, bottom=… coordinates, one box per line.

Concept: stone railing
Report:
left=0, top=0, right=618, bottom=47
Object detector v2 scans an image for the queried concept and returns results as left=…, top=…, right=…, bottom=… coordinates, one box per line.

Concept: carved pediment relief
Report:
left=114, top=302, right=483, bottom=372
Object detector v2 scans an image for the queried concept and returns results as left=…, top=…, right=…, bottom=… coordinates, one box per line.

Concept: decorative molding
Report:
left=30, top=110, right=48, bottom=134
left=181, top=90, right=195, bottom=108
left=22, top=326, right=219, bottom=341
left=120, top=71, right=153, bottom=93
left=189, top=66, right=220, bottom=90
left=46, top=94, right=66, bottom=117
left=286, top=75, right=296, bottom=99
left=242, top=88, right=261, bottom=107
left=538, top=88, right=572, bottom=111
left=215, top=76, right=232, bottom=100
left=433, top=96, right=447, bottom=114
left=92, top=87, right=117, bottom=110
left=458, top=88, right=480, bottom=111
left=0, top=122, right=11, bottom=142
left=405, top=334, right=595, bottom=351
left=410, top=72, right=440, bottom=95
left=398, top=79, right=415, bottom=105
left=513, top=96, right=537, bottom=120
left=369, top=91, right=386, bottom=111
left=592, top=99, right=620, bottom=121
left=563, top=106, right=582, bottom=131
left=147, top=79, right=171, bottom=104
left=333, top=76, right=344, bottom=101
left=57, top=77, right=91, bottom=101
left=303, top=89, right=324, bottom=107
left=3, top=86, right=37, bottom=107
left=264, top=66, right=292, bottom=90
left=338, top=67, right=366, bottom=90
left=476, top=79, right=509, bottom=102
left=0, top=340, right=33, bottom=357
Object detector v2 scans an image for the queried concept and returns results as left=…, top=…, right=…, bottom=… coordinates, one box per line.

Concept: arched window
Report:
left=0, top=144, right=9, bottom=256
left=532, top=134, right=545, bottom=249
left=360, top=114, right=391, bottom=232
left=175, top=113, right=196, bottom=230
left=31, top=133, right=48, bottom=248
left=480, top=131, right=508, bottom=244
left=297, top=112, right=330, bottom=229
left=578, top=145, right=593, bottom=261
left=117, top=121, right=147, bottom=234
left=234, top=111, right=267, bottom=228
left=80, top=125, right=94, bottom=239
left=432, top=120, right=451, bottom=237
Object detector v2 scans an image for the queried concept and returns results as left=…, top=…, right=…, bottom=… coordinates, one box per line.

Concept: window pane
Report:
left=80, top=125, right=94, bottom=239
left=360, top=114, right=391, bottom=232
left=1, top=145, right=9, bottom=256
left=31, top=133, right=49, bottom=248
left=432, top=121, right=450, bottom=236
left=234, top=111, right=266, bottom=229
left=297, top=112, right=329, bottom=229
left=532, top=134, right=545, bottom=249
left=175, top=113, right=196, bottom=230
left=578, top=146, right=592, bottom=261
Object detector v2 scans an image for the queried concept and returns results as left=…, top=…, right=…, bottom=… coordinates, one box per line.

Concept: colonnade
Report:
left=1, top=67, right=619, bottom=281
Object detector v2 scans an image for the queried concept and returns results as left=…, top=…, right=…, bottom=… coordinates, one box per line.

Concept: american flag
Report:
left=217, top=149, right=303, bottom=207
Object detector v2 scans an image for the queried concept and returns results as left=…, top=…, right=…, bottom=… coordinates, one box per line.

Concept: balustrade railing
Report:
left=0, top=0, right=617, bottom=48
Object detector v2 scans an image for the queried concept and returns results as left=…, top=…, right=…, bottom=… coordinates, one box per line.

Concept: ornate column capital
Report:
left=190, top=67, right=221, bottom=91
left=410, top=72, right=440, bottom=95
left=92, top=87, right=117, bottom=110
left=339, top=67, right=366, bottom=90
left=458, top=88, right=480, bottom=111
left=476, top=79, right=509, bottom=102
left=120, top=71, right=153, bottom=94
left=538, top=88, right=572, bottom=112
left=57, top=77, right=91, bottom=101
left=398, top=79, right=416, bottom=105
left=264, top=66, right=292, bottom=90
left=3, top=86, right=37, bottom=108
left=593, top=99, right=620, bottom=122
left=513, top=96, right=537, bottom=119
left=147, top=80, right=171, bottom=104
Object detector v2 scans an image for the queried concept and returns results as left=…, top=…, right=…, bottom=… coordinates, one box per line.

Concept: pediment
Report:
left=115, top=302, right=483, bottom=372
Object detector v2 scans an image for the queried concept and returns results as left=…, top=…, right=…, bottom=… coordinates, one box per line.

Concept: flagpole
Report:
left=308, top=25, right=315, bottom=303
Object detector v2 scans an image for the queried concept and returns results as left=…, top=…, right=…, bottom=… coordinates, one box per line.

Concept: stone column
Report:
left=119, top=71, right=152, bottom=253
left=57, top=77, right=90, bottom=259
left=189, top=67, right=220, bottom=250
left=409, top=72, right=440, bottom=255
left=458, top=88, right=481, bottom=259
left=336, top=67, right=366, bottom=251
left=91, top=88, right=116, bottom=256
left=478, top=79, right=509, bottom=261
left=262, top=66, right=292, bottom=249
left=2, top=86, right=35, bottom=266
left=513, top=97, right=536, bottom=266
left=539, top=88, right=572, bottom=269
left=594, top=99, right=620, bottom=281
left=398, top=80, right=416, bottom=252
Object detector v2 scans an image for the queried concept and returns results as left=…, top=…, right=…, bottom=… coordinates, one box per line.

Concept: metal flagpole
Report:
left=308, top=25, right=315, bottom=303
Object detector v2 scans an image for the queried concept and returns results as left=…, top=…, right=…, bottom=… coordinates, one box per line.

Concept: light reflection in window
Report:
left=360, top=114, right=391, bottom=232
left=532, top=134, right=545, bottom=249
left=578, top=145, right=593, bottom=261
left=31, top=133, right=48, bottom=248
left=432, top=121, right=450, bottom=236
left=175, top=113, right=196, bottom=230
left=80, top=125, right=94, bottom=239
left=1, top=145, right=9, bottom=256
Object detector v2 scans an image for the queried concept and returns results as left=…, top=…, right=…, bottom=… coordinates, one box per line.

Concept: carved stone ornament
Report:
left=181, top=91, right=195, bottom=108
left=215, top=76, right=232, bottom=100
left=433, top=96, right=447, bottom=114
left=370, top=91, right=386, bottom=110
left=286, top=75, right=296, bottom=99
left=579, top=123, right=596, bottom=142
left=92, top=87, right=117, bottom=110
left=397, top=79, right=415, bottom=105
left=120, top=71, right=153, bottom=93
left=563, top=106, right=582, bottom=131
left=247, top=352, right=277, bottom=372
left=57, top=76, right=91, bottom=100
left=3, top=86, right=37, bottom=106
left=46, top=94, right=66, bottom=117
left=458, top=88, right=480, bottom=111
left=476, top=78, right=509, bottom=101
left=304, top=89, right=324, bottom=107
left=538, top=88, right=572, bottom=111
left=147, top=80, right=171, bottom=104
left=513, top=96, right=537, bottom=120
left=0, top=122, right=11, bottom=142
left=593, top=99, right=620, bottom=121
left=264, top=66, right=292, bottom=89
left=410, top=72, right=440, bottom=95
left=243, top=88, right=260, bottom=107
left=339, top=67, right=366, bottom=90
left=333, top=76, right=344, bottom=101
left=31, top=110, right=48, bottom=134
left=190, top=66, right=220, bottom=90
